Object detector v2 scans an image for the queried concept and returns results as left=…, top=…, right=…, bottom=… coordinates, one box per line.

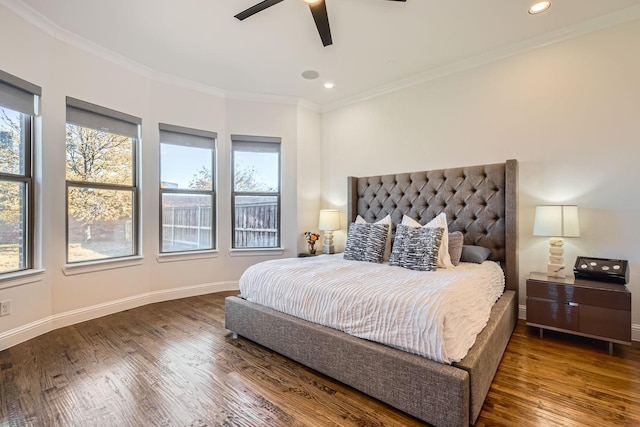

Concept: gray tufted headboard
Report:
left=347, top=159, right=518, bottom=293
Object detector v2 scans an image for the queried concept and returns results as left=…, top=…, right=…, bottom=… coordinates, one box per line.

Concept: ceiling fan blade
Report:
left=235, top=0, right=285, bottom=21
left=309, top=0, right=332, bottom=47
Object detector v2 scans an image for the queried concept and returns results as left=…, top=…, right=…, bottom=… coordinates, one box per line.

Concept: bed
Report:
left=225, top=159, right=518, bottom=426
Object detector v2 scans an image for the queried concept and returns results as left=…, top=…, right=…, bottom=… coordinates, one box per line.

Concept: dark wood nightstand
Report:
left=526, top=272, right=631, bottom=354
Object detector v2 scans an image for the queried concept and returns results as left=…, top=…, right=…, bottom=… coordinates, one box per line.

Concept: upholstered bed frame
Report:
left=225, top=159, right=518, bottom=426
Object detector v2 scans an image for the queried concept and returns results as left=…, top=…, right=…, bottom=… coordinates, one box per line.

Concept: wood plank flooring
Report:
left=1, top=291, right=639, bottom=426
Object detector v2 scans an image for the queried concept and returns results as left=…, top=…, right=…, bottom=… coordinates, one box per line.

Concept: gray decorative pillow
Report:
left=343, top=223, right=390, bottom=263
left=460, top=245, right=492, bottom=264
left=448, top=231, right=464, bottom=266
left=389, top=225, right=443, bottom=271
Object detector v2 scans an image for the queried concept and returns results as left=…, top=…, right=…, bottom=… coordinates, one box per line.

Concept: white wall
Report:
left=0, top=6, right=321, bottom=349
left=296, top=105, right=323, bottom=250
left=322, top=19, right=640, bottom=335
left=2, top=4, right=638, bottom=349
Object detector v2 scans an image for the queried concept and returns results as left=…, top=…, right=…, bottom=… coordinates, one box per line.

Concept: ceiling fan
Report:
left=235, top=0, right=407, bottom=47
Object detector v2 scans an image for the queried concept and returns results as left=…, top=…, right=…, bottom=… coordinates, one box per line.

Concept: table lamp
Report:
left=533, top=205, right=580, bottom=278
left=319, top=209, right=340, bottom=254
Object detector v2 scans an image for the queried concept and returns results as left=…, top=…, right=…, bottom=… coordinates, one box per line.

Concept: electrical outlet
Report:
left=0, top=300, right=10, bottom=317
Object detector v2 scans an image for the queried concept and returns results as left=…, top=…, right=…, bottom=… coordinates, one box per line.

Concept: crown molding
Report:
left=223, top=89, right=301, bottom=106
left=321, top=5, right=640, bottom=113
left=0, top=0, right=222, bottom=98
left=1, top=0, right=315, bottom=107
left=3, top=0, right=640, bottom=113
left=297, top=98, right=321, bottom=113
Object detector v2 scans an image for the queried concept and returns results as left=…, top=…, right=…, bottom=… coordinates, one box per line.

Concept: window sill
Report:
left=156, top=250, right=219, bottom=263
left=0, top=269, right=45, bottom=290
left=229, top=248, right=285, bottom=257
left=62, top=256, right=143, bottom=276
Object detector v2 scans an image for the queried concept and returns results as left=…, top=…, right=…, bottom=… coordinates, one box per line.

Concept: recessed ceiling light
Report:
left=529, top=1, right=551, bottom=15
left=323, top=82, right=335, bottom=89
left=301, top=70, right=320, bottom=80
left=303, top=0, right=322, bottom=4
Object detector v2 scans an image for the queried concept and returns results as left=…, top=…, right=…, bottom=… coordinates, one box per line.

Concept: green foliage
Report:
left=0, top=109, right=23, bottom=226
left=66, top=124, right=134, bottom=226
left=188, top=166, right=213, bottom=190
left=188, top=164, right=275, bottom=192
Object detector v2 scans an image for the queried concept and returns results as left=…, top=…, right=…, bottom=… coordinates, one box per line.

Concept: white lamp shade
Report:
left=318, top=209, right=340, bottom=231
left=533, top=205, right=580, bottom=237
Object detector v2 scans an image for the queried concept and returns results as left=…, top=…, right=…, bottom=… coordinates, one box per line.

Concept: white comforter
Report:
left=239, top=254, right=505, bottom=364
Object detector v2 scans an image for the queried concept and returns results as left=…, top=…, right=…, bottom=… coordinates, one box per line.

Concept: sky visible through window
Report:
left=161, top=144, right=278, bottom=190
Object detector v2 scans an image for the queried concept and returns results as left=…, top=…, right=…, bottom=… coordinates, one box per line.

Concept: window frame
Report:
left=64, top=97, right=141, bottom=265
left=231, top=134, right=281, bottom=250
left=0, top=70, right=40, bottom=276
left=159, top=123, right=217, bottom=254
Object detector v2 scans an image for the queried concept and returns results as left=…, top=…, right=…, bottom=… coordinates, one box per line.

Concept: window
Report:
left=159, top=124, right=216, bottom=253
left=65, top=97, right=140, bottom=263
left=231, top=135, right=281, bottom=249
left=0, top=70, right=40, bottom=274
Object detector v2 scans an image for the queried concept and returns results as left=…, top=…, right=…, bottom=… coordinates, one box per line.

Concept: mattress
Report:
left=238, top=254, right=505, bottom=364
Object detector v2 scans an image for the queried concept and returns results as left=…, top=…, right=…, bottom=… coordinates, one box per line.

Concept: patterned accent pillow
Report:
left=355, top=214, right=392, bottom=261
left=401, top=213, right=454, bottom=269
left=390, top=224, right=444, bottom=271
left=343, top=223, right=390, bottom=263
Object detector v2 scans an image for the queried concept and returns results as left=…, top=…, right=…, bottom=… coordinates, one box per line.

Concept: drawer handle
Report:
left=568, top=302, right=579, bottom=307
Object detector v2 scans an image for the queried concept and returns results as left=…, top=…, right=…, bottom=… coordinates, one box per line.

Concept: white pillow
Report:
left=356, top=214, right=392, bottom=261
left=401, top=213, right=454, bottom=269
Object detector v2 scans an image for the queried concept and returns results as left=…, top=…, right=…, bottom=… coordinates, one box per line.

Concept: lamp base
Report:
left=547, top=263, right=566, bottom=278
left=546, top=237, right=565, bottom=277
left=323, top=231, right=335, bottom=254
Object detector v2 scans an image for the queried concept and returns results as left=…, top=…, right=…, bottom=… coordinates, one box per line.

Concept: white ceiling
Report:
left=8, top=0, right=640, bottom=109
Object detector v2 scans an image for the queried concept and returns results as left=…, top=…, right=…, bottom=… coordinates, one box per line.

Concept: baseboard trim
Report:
left=0, top=281, right=239, bottom=351
left=519, top=304, right=639, bottom=342
left=3, top=292, right=635, bottom=351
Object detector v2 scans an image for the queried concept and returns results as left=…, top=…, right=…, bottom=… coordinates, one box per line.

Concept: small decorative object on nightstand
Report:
left=319, top=209, right=340, bottom=254
left=533, top=205, right=580, bottom=277
left=304, top=231, right=320, bottom=254
left=526, top=272, right=631, bottom=354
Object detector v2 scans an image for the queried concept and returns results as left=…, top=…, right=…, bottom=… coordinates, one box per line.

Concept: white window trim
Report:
left=156, top=250, right=219, bottom=263
left=0, top=269, right=45, bottom=290
left=62, top=256, right=143, bottom=276
left=228, top=247, right=285, bottom=257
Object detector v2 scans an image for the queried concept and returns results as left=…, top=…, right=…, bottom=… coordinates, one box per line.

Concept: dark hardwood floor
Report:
left=1, top=291, right=639, bottom=426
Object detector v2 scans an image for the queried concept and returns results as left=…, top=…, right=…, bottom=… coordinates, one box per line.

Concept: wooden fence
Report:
left=234, top=199, right=278, bottom=248
left=162, top=206, right=212, bottom=251
left=162, top=199, right=278, bottom=250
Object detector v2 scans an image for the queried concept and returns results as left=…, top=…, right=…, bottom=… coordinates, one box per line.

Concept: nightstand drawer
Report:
left=526, top=273, right=632, bottom=349
left=526, top=297, right=579, bottom=332
left=580, top=305, right=631, bottom=342
left=572, top=287, right=630, bottom=311
left=527, top=280, right=630, bottom=310
left=527, top=280, right=575, bottom=302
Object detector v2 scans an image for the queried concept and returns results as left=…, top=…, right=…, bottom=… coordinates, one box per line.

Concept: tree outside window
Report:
left=65, top=98, right=139, bottom=263
left=0, top=71, right=39, bottom=275
left=0, top=108, right=30, bottom=273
